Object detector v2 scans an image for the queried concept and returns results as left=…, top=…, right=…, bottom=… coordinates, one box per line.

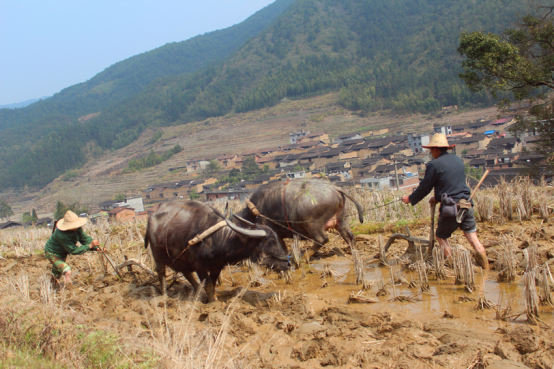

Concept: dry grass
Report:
left=496, top=235, right=517, bottom=282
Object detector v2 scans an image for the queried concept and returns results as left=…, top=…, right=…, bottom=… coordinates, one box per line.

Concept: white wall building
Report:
left=407, top=133, right=430, bottom=154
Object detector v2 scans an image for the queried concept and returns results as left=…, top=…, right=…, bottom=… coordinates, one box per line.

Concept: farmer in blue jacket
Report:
left=402, top=133, right=489, bottom=270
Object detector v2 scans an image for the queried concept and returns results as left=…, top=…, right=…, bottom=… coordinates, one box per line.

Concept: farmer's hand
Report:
left=429, top=197, right=436, bottom=206
left=401, top=195, right=410, bottom=205
left=90, top=240, right=100, bottom=249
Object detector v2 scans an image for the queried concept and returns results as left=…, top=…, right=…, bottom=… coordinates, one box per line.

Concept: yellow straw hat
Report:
left=56, top=210, right=88, bottom=231
left=421, top=133, right=456, bottom=149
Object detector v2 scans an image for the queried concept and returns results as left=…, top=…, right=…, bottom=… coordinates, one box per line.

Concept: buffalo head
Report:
left=226, top=216, right=290, bottom=272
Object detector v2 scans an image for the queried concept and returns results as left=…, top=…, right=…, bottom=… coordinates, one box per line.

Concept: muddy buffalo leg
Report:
left=183, top=272, right=200, bottom=294
left=156, top=263, right=166, bottom=295
left=196, top=269, right=218, bottom=303
left=305, top=227, right=329, bottom=260
left=336, top=221, right=355, bottom=251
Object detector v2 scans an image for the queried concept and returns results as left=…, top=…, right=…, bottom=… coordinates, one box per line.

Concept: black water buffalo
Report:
left=238, top=178, right=364, bottom=257
left=145, top=201, right=290, bottom=303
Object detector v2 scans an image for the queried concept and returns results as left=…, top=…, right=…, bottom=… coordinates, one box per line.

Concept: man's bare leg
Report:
left=464, top=231, right=489, bottom=270
left=436, top=237, right=452, bottom=258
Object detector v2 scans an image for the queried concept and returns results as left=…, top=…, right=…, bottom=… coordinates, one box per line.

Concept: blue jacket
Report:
left=408, top=152, right=471, bottom=206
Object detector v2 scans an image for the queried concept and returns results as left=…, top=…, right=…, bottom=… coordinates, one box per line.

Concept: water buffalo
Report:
left=145, top=201, right=290, bottom=303
left=238, top=178, right=364, bottom=258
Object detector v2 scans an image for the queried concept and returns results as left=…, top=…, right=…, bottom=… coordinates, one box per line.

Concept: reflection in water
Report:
left=224, top=257, right=554, bottom=329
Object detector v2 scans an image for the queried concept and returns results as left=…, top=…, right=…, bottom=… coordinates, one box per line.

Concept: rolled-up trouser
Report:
left=45, top=252, right=70, bottom=277
left=436, top=207, right=477, bottom=239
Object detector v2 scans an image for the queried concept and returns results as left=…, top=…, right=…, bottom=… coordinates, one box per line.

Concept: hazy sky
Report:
left=0, top=0, right=276, bottom=105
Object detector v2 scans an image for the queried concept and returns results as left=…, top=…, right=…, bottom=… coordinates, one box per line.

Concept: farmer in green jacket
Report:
left=45, top=210, right=102, bottom=286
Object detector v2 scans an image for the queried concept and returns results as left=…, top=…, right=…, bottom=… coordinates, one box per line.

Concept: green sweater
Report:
left=44, top=228, right=95, bottom=257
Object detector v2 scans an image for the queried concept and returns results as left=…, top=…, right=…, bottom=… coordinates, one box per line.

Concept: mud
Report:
left=1, top=222, right=554, bottom=368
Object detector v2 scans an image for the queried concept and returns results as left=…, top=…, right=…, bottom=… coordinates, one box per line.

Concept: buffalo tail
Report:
left=339, top=190, right=364, bottom=223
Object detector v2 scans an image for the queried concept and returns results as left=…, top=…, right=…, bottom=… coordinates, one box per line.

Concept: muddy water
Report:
left=224, top=256, right=554, bottom=329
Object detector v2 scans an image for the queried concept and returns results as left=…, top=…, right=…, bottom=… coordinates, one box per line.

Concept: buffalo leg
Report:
left=156, top=263, right=166, bottom=295
left=336, top=222, right=355, bottom=252
left=305, top=230, right=329, bottom=260
left=183, top=272, right=200, bottom=294
left=196, top=270, right=217, bottom=303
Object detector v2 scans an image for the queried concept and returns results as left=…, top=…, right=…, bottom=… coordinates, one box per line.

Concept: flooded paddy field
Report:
left=1, top=217, right=554, bottom=368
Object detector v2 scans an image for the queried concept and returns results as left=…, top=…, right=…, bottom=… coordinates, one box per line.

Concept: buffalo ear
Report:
left=233, top=214, right=256, bottom=227
left=225, top=218, right=267, bottom=238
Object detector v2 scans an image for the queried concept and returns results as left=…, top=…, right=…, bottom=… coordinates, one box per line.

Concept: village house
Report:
left=447, top=132, right=472, bottom=140
left=406, top=133, right=430, bottom=153
left=289, top=130, right=310, bottom=144
left=205, top=189, right=252, bottom=202
left=298, top=151, right=320, bottom=164
left=466, top=120, right=492, bottom=133
left=487, top=137, right=521, bottom=153
left=334, top=132, right=363, bottom=144
left=451, top=123, right=470, bottom=133
left=490, top=116, right=516, bottom=129
left=285, top=170, right=308, bottom=179
left=390, top=175, right=420, bottom=193
left=467, top=158, right=487, bottom=170
left=514, top=152, right=545, bottom=167
left=108, top=207, right=136, bottom=222
left=297, top=140, right=325, bottom=150
left=256, top=156, right=278, bottom=170
left=325, top=162, right=352, bottom=179
left=378, top=144, right=412, bottom=159
left=216, top=154, right=237, bottom=168
left=186, top=158, right=209, bottom=172
left=453, top=135, right=491, bottom=151
left=299, top=132, right=329, bottom=143
left=351, top=157, right=392, bottom=179
left=434, top=125, right=452, bottom=135
left=339, top=138, right=365, bottom=148
left=0, top=221, right=22, bottom=230
left=349, top=141, right=377, bottom=159
left=524, top=135, right=542, bottom=151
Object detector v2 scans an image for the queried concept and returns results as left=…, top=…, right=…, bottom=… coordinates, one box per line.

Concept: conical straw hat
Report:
left=56, top=210, right=88, bottom=231
left=421, top=133, right=455, bottom=149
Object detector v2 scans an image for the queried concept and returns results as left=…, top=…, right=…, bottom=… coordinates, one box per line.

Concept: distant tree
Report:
left=31, top=208, right=38, bottom=221
left=54, top=201, right=89, bottom=220
left=21, top=212, right=34, bottom=224
left=54, top=201, right=70, bottom=220
left=229, top=168, right=241, bottom=178
left=189, top=189, right=200, bottom=200
left=458, top=5, right=554, bottom=165
left=0, top=200, right=14, bottom=220
left=242, top=156, right=261, bottom=177
left=114, top=193, right=126, bottom=202
left=263, top=164, right=270, bottom=174
left=208, top=159, right=221, bottom=172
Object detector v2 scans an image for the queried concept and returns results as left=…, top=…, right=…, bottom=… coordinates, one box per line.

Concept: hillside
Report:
left=4, top=92, right=502, bottom=219
left=0, top=0, right=528, bottom=190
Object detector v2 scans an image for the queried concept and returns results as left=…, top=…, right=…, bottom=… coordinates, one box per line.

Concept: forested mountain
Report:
left=0, top=0, right=528, bottom=189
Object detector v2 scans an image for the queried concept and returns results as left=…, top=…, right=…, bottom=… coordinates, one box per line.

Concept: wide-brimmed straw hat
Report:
left=421, top=133, right=456, bottom=149
left=56, top=210, right=88, bottom=231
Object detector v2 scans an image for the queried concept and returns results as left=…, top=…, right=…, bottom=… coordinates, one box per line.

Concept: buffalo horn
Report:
left=225, top=218, right=267, bottom=239
left=233, top=214, right=256, bottom=227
